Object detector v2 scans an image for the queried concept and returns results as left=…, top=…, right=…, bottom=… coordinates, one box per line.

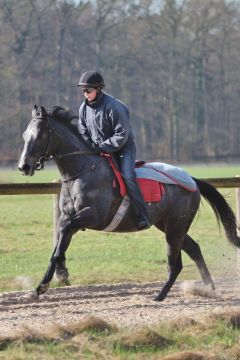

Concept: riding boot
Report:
left=124, top=177, right=150, bottom=230
left=116, top=142, right=150, bottom=230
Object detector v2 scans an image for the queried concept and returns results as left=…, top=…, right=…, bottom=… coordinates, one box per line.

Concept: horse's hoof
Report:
left=58, top=279, right=71, bottom=287
left=154, top=294, right=166, bottom=302
left=37, top=282, right=50, bottom=295
left=20, top=289, right=39, bottom=302
left=54, top=269, right=69, bottom=283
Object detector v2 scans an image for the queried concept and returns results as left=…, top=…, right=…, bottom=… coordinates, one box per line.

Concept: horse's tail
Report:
left=193, top=177, right=240, bottom=248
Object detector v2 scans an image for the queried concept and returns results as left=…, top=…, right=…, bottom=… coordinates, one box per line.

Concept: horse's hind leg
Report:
left=154, top=235, right=184, bottom=302
left=182, top=234, right=215, bottom=290
left=154, top=252, right=183, bottom=302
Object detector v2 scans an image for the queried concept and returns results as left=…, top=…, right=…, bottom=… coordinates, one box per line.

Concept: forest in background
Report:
left=0, top=0, right=240, bottom=164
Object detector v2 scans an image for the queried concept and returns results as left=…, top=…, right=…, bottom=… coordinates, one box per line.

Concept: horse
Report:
left=18, top=104, right=240, bottom=301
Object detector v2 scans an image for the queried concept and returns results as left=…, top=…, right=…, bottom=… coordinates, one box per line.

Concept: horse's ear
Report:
left=40, top=106, right=48, bottom=118
left=32, top=104, right=38, bottom=118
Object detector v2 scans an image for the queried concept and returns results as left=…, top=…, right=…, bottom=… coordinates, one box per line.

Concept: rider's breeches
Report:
left=116, top=143, right=149, bottom=220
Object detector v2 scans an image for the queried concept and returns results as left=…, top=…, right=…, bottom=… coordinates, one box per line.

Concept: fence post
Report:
left=53, top=180, right=61, bottom=247
left=235, top=176, right=240, bottom=271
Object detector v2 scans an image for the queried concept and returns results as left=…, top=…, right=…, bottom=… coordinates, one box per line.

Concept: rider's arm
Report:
left=98, top=104, right=130, bottom=153
left=78, top=106, right=101, bottom=153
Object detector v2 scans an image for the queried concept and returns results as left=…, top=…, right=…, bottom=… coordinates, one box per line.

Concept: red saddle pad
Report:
left=137, top=178, right=165, bottom=202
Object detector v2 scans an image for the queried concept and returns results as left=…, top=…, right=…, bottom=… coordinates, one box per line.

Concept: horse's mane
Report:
left=48, top=106, right=93, bottom=151
left=50, top=106, right=79, bottom=133
left=48, top=106, right=83, bottom=140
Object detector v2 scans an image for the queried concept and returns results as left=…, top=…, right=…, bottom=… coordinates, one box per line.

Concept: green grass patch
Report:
left=183, top=164, right=240, bottom=178
left=0, top=312, right=240, bottom=359
left=0, top=165, right=239, bottom=292
left=0, top=164, right=59, bottom=183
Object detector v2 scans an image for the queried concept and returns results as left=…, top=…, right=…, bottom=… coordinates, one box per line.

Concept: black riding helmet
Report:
left=78, top=71, right=105, bottom=88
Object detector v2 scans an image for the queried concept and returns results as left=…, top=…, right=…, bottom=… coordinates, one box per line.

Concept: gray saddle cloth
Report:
left=135, top=162, right=197, bottom=191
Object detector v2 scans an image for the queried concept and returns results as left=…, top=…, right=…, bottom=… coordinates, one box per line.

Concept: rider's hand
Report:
left=91, top=143, right=101, bottom=154
left=100, top=152, right=111, bottom=157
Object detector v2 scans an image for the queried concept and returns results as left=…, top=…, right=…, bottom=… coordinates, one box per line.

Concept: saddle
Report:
left=102, top=154, right=165, bottom=202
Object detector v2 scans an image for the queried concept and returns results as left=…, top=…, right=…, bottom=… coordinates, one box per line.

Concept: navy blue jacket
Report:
left=78, top=92, right=134, bottom=153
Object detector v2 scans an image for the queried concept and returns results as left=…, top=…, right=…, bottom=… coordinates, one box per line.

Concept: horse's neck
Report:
left=50, top=118, right=93, bottom=181
left=49, top=119, right=116, bottom=208
left=50, top=118, right=88, bottom=154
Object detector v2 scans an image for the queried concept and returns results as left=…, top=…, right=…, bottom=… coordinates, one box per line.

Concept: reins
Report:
left=55, top=150, right=95, bottom=160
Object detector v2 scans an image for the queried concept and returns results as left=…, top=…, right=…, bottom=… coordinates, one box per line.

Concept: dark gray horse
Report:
left=18, top=104, right=240, bottom=301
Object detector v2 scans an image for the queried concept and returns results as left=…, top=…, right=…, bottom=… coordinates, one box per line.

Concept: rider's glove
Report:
left=91, top=143, right=101, bottom=154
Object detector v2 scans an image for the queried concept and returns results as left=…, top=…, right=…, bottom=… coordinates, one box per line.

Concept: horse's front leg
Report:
left=54, top=222, right=70, bottom=284
left=55, top=205, right=102, bottom=283
left=55, top=257, right=69, bottom=284
left=36, top=216, right=74, bottom=296
left=35, top=206, right=100, bottom=298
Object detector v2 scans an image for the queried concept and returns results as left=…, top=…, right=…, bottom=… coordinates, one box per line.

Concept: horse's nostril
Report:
left=18, top=164, right=30, bottom=173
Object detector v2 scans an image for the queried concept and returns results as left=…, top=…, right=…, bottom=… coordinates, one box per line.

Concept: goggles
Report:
left=81, top=87, right=96, bottom=94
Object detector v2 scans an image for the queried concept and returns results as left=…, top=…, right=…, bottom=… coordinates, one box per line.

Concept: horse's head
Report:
left=18, top=104, right=50, bottom=176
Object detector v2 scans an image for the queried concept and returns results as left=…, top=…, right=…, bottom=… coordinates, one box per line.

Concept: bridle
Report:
left=34, top=115, right=97, bottom=171
left=34, top=116, right=53, bottom=171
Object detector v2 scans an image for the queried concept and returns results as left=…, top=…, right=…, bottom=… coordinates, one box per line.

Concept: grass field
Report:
left=0, top=164, right=239, bottom=293
left=1, top=311, right=240, bottom=359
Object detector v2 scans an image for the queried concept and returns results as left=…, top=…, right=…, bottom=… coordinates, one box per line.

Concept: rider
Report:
left=78, top=70, right=150, bottom=230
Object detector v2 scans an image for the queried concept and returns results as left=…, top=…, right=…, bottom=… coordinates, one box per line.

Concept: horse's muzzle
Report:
left=18, top=162, right=34, bottom=176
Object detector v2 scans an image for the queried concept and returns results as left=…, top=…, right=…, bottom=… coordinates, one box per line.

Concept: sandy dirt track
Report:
left=0, top=278, right=240, bottom=336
